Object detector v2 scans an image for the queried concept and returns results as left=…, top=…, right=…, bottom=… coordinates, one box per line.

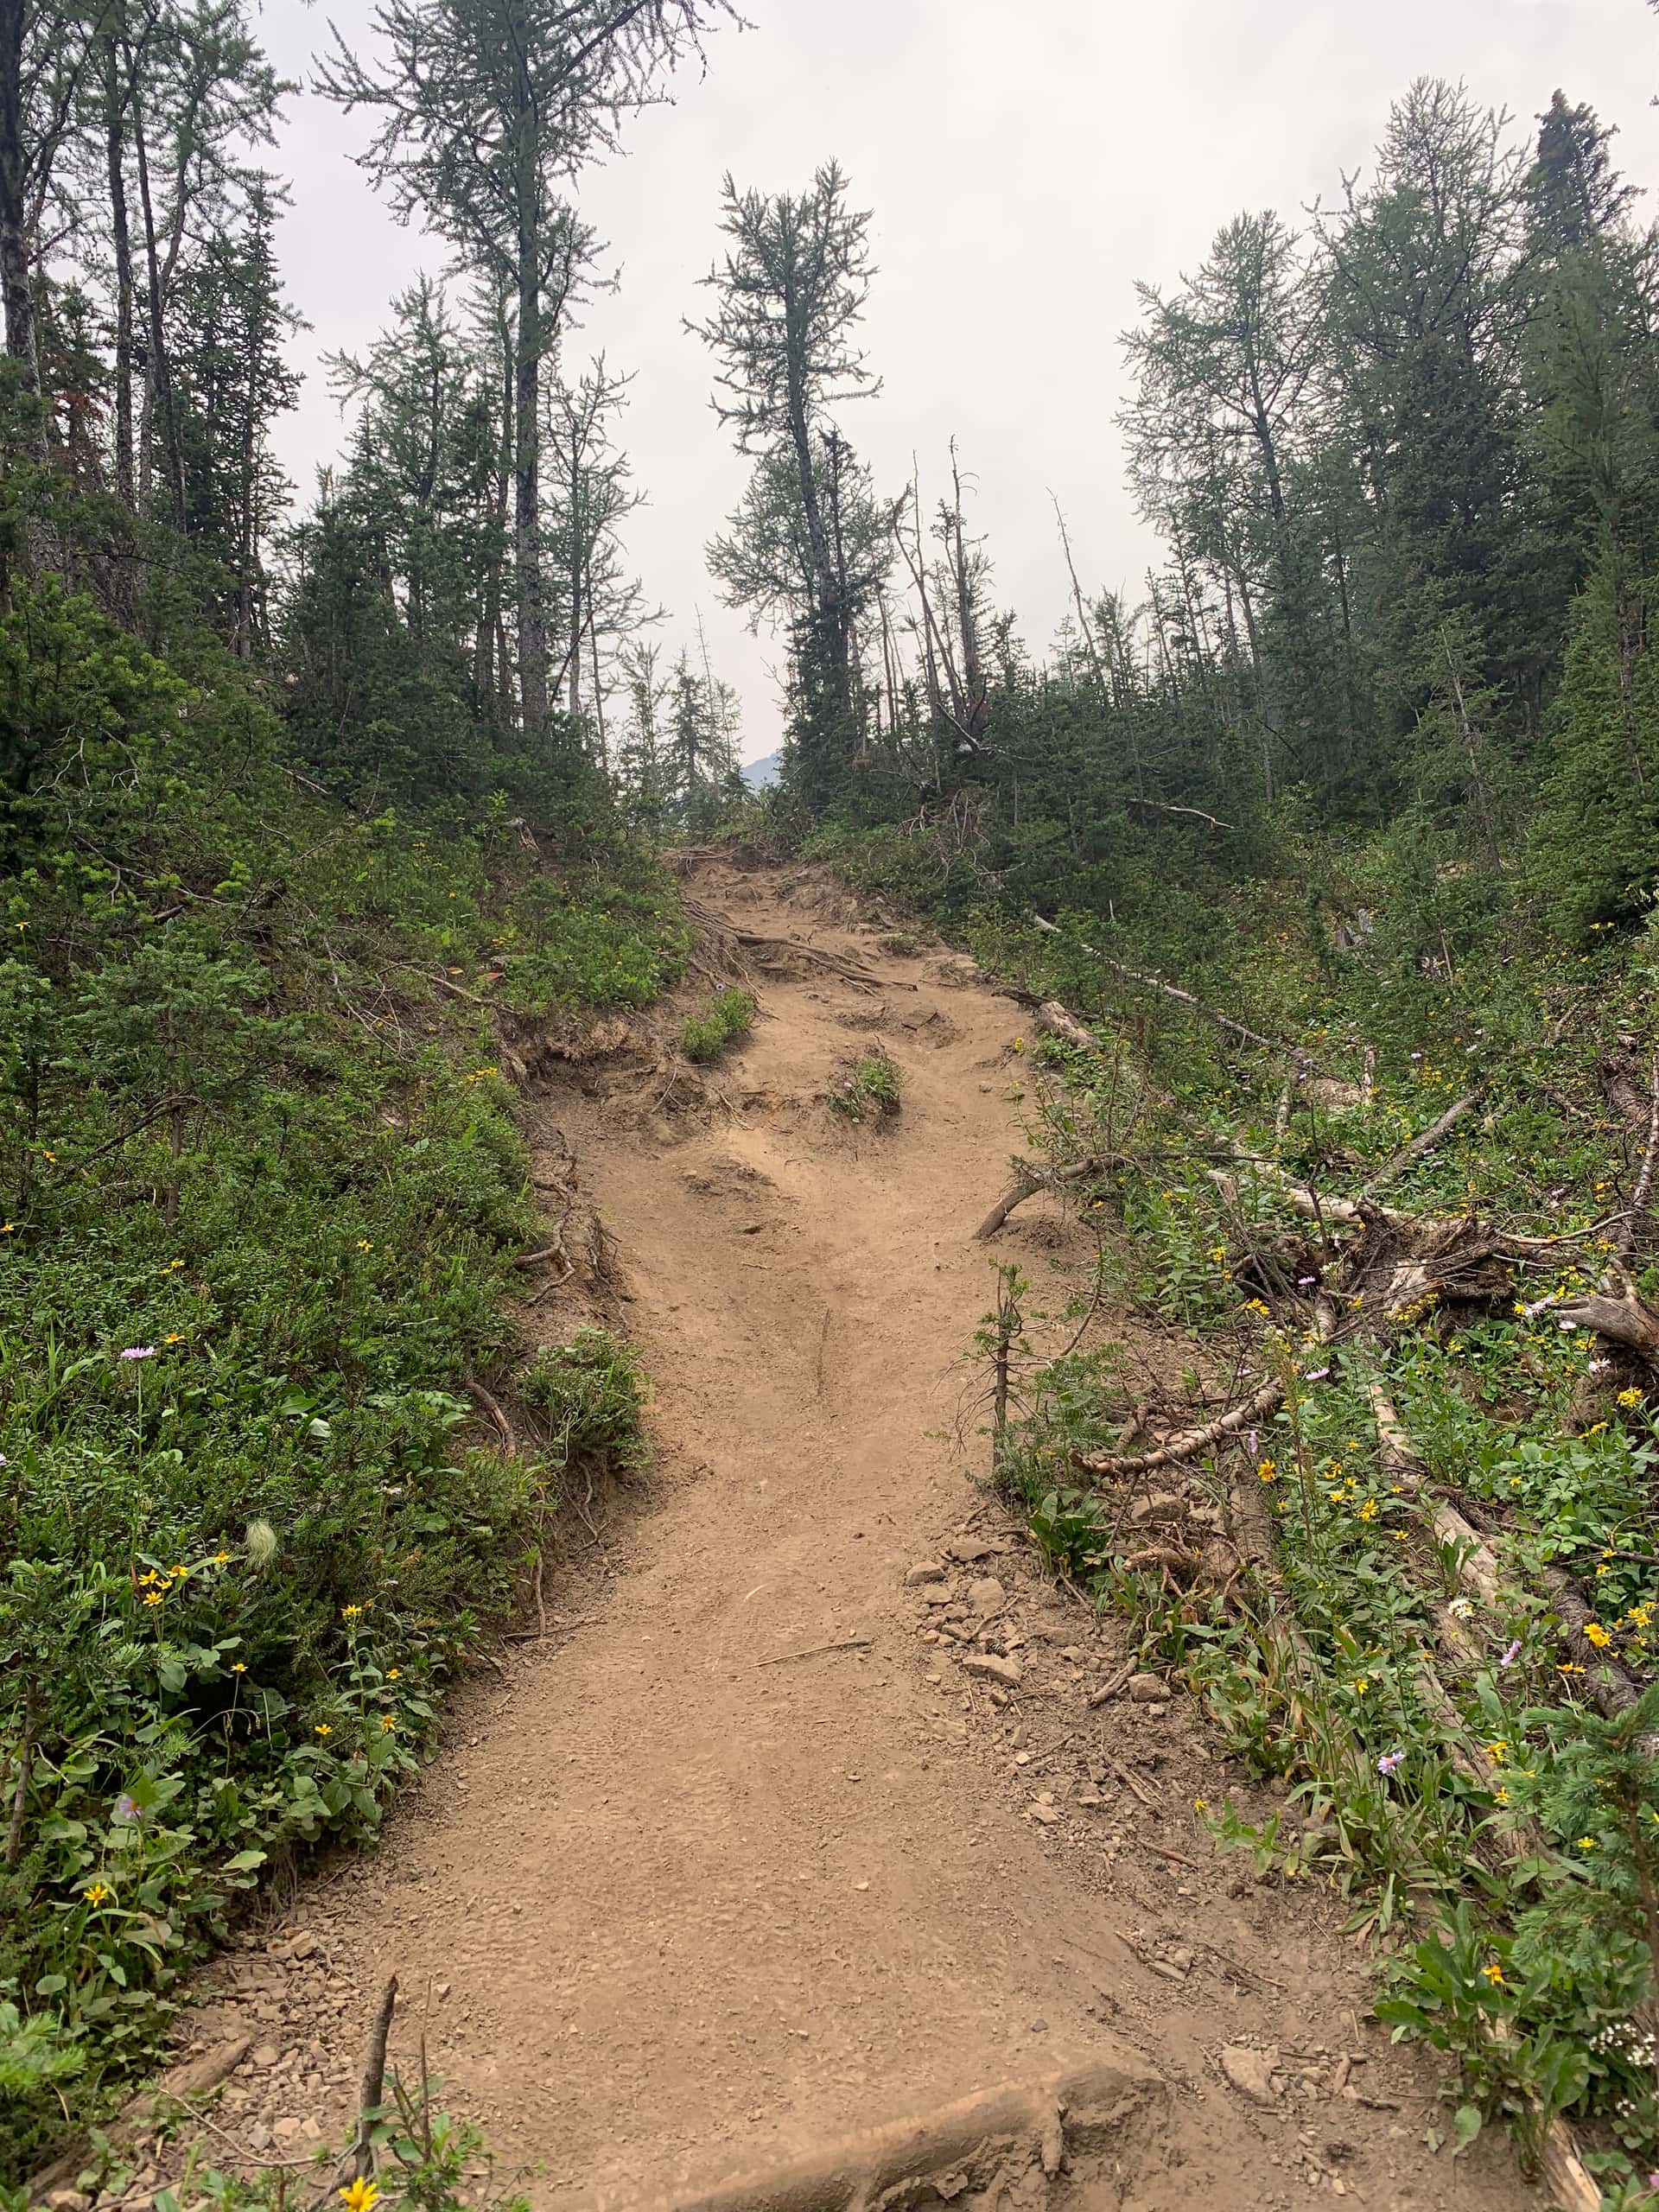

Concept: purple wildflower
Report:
left=1298, top=1274, right=1317, bottom=1286
left=1522, top=1294, right=1553, bottom=1319
left=1499, top=1640, right=1522, bottom=1668
left=1306, top=1367, right=1331, bottom=1382
left=1558, top=1318, right=1578, bottom=1332
left=1410, top=1052, right=1423, bottom=1061
left=113, top=1792, right=138, bottom=1822
left=1377, top=1751, right=1405, bottom=1777
left=1247, top=1429, right=1258, bottom=1459
left=119, top=1345, right=156, bottom=1362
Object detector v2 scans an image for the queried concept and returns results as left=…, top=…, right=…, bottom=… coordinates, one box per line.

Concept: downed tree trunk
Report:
left=1077, top=1371, right=1289, bottom=1480
left=1033, top=997, right=1102, bottom=1054
left=1030, top=912, right=1323, bottom=1074
left=1364, top=1375, right=1502, bottom=1607
left=1360, top=1089, right=1483, bottom=1199
left=1554, top=1288, right=1659, bottom=1370
left=976, top=1152, right=1123, bottom=1241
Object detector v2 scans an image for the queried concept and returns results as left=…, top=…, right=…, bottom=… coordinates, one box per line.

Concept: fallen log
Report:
left=1361, top=1089, right=1484, bottom=1198
left=1076, top=1371, right=1290, bottom=1480
left=1554, top=1287, right=1659, bottom=1370
left=976, top=1152, right=1123, bottom=1240
left=1030, top=913, right=1322, bottom=1073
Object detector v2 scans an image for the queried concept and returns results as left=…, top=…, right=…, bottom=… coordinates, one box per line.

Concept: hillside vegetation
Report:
left=5, top=0, right=1659, bottom=2198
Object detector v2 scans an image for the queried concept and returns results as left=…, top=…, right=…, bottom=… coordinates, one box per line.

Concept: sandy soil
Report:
left=175, top=855, right=1539, bottom=2212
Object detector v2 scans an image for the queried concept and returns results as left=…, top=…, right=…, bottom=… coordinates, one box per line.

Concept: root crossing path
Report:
left=207, top=859, right=1532, bottom=2212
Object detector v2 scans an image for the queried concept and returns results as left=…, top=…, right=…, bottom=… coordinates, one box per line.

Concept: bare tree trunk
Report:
left=0, top=0, right=41, bottom=440
left=104, top=34, right=135, bottom=507
left=128, top=70, right=184, bottom=529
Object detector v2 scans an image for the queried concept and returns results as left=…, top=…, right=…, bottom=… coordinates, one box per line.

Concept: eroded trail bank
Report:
left=180, top=858, right=1530, bottom=2212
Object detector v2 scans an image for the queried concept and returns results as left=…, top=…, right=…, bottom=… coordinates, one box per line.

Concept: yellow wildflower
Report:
left=1577, top=1835, right=1597, bottom=1852
left=382, top=1715, right=396, bottom=1732
left=231, top=1662, right=246, bottom=1674
left=1482, top=1961, right=1504, bottom=1986
left=86, top=1881, right=111, bottom=1907
left=1618, top=1387, right=1643, bottom=1408
left=340, top=2183, right=380, bottom=2212
left=315, top=1723, right=333, bottom=1738
left=1583, top=1622, right=1612, bottom=1649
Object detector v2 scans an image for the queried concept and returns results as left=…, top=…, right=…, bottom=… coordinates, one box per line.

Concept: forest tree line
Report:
left=1, top=0, right=1657, bottom=951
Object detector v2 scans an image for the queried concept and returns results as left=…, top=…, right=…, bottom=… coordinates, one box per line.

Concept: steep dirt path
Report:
left=185, top=858, right=1534, bottom=2212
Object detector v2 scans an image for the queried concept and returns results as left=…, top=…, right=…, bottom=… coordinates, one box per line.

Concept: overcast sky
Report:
left=262, top=0, right=1659, bottom=765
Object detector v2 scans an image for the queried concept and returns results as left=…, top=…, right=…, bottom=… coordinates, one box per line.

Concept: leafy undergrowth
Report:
left=679, top=984, right=756, bottom=1064
left=893, top=849, right=1659, bottom=2202
left=0, top=585, right=671, bottom=2183
left=826, top=1048, right=902, bottom=1122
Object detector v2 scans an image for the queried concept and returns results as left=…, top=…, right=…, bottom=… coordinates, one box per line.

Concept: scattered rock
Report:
left=251, top=2044, right=280, bottom=2069
left=271, top=2117, right=305, bottom=2142
left=1028, top=1802, right=1063, bottom=1826
left=1076, top=1784, right=1104, bottom=1808
left=962, top=1652, right=1023, bottom=1688
left=905, top=1562, right=947, bottom=1586
left=944, top=1536, right=994, bottom=1564
left=1220, top=2045, right=1281, bottom=2106
left=46, top=2190, right=91, bottom=2210
left=966, top=1576, right=1007, bottom=1617
left=1128, top=1673, right=1169, bottom=1705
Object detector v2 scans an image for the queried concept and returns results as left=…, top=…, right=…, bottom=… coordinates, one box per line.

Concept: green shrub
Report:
left=520, top=1329, right=650, bottom=1484
left=827, top=1050, right=902, bottom=1122
left=679, top=985, right=757, bottom=1063
left=0, top=586, right=684, bottom=2179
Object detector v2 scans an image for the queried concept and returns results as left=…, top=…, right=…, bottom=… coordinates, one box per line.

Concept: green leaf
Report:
left=1452, top=2104, right=1482, bottom=2156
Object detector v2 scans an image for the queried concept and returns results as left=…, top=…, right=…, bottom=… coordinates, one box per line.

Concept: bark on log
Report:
left=1360, top=1089, right=1483, bottom=1198
left=1077, top=1371, right=1288, bottom=1479
left=1555, top=1289, right=1659, bottom=1370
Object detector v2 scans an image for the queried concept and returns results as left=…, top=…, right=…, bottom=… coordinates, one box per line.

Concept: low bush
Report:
left=679, top=986, right=757, bottom=1064
left=827, top=1051, right=902, bottom=1122
left=0, top=585, right=683, bottom=2181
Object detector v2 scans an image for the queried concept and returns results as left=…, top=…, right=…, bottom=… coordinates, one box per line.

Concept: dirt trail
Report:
left=186, top=858, right=1535, bottom=2212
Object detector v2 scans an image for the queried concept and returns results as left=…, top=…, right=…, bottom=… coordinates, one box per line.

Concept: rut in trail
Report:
left=189, top=857, right=1535, bottom=2212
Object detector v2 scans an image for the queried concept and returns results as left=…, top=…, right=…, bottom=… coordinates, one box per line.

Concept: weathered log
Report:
left=1360, top=1089, right=1483, bottom=1198
left=1555, top=1288, right=1659, bottom=1370
left=1031, top=913, right=1321, bottom=1072
left=1077, top=1371, right=1289, bottom=1479
left=976, top=1153, right=1123, bottom=1240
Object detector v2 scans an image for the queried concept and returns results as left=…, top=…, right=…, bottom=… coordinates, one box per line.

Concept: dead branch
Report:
left=1030, top=913, right=1319, bottom=1073
left=1076, top=1371, right=1291, bottom=1479
left=1124, top=798, right=1236, bottom=832
left=753, top=1636, right=874, bottom=1669
left=1617, top=1051, right=1659, bottom=1262
left=976, top=1153, right=1122, bottom=1240
left=1360, top=1089, right=1484, bottom=1198
left=467, top=1381, right=518, bottom=1455
left=352, top=1976, right=398, bottom=2183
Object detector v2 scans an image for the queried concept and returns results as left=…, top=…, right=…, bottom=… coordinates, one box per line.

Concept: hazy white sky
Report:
left=263, top=0, right=1659, bottom=763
